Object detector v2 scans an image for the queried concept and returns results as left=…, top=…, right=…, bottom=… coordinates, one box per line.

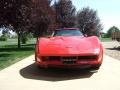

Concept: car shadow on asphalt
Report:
left=19, top=63, right=96, bottom=82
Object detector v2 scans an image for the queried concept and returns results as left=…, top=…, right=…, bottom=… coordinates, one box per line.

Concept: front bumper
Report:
left=35, top=58, right=101, bottom=69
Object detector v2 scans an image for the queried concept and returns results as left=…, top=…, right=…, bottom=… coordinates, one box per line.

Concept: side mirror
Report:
left=47, top=36, right=52, bottom=38
left=84, top=34, right=88, bottom=37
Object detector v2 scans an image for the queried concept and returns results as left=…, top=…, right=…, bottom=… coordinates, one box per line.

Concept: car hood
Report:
left=39, top=36, right=100, bottom=55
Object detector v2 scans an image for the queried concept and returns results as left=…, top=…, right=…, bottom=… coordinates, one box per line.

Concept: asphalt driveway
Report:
left=0, top=55, right=120, bottom=90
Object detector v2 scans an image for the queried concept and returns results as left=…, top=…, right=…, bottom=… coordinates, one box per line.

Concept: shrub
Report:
left=21, top=33, right=29, bottom=44
left=0, top=36, right=7, bottom=41
left=21, top=36, right=28, bottom=44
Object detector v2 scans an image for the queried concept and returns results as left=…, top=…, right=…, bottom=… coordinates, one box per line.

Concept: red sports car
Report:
left=35, top=28, right=103, bottom=70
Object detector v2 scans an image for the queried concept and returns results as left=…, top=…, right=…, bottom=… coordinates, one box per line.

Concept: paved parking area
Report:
left=0, top=55, right=120, bottom=90
left=102, top=41, right=120, bottom=60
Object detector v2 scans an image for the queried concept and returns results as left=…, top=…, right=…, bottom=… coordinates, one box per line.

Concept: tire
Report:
left=36, top=64, right=43, bottom=69
left=89, top=64, right=101, bottom=70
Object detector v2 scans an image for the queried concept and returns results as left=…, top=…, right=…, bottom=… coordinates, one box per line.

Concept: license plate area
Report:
left=61, top=57, right=77, bottom=64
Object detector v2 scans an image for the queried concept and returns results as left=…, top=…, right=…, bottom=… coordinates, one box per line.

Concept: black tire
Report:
left=36, top=64, right=42, bottom=69
left=89, top=64, right=101, bottom=70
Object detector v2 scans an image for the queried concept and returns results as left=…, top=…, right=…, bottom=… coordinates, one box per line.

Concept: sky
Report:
left=72, top=0, right=120, bottom=32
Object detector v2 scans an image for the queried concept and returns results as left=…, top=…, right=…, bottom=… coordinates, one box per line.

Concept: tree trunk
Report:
left=18, top=32, right=21, bottom=49
left=36, top=37, right=39, bottom=42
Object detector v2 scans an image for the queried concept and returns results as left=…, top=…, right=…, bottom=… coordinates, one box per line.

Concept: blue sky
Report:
left=72, top=0, right=120, bottom=32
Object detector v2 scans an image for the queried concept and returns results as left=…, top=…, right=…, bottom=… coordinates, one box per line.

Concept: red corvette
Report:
left=35, top=28, right=103, bottom=70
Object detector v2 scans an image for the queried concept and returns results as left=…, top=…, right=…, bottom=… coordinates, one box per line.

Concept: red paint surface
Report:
left=35, top=31, right=103, bottom=69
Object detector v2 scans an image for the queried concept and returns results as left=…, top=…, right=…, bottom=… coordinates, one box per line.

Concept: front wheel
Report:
left=89, top=64, right=101, bottom=70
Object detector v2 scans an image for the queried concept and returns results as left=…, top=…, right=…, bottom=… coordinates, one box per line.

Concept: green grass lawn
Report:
left=100, top=38, right=112, bottom=42
left=0, top=38, right=36, bottom=70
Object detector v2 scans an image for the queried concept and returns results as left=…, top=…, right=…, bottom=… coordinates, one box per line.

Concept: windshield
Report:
left=53, top=29, right=83, bottom=36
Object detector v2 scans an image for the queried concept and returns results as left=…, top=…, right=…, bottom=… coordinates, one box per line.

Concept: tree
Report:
left=54, top=0, right=76, bottom=28
left=77, top=7, right=103, bottom=36
left=30, top=0, right=54, bottom=38
left=106, top=26, right=120, bottom=38
left=0, top=0, right=32, bottom=48
left=0, top=0, right=54, bottom=47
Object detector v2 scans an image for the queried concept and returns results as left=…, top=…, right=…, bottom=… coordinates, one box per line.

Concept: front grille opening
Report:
left=61, top=57, right=77, bottom=64
left=62, top=57, right=77, bottom=60
left=78, top=56, right=98, bottom=60
left=41, top=55, right=98, bottom=61
left=62, top=61, right=76, bottom=64
left=42, top=56, right=61, bottom=61
left=49, top=56, right=61, bottom=60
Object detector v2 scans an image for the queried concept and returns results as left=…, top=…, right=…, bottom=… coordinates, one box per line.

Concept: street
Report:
left=0, top=55, right=120, bottom=90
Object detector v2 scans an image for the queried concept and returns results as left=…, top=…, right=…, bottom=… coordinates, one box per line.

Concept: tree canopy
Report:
left=0, top=0, right=54, bottom=48
left=0, top=0, right=104, bottom=46
left=0, top=0, right=32, bottom=48
left=54, top=0, right=76, bottom=28
left=77, top=7, right=103, bottom=36
left=31, top=0, right=54, bottom=37
left=106, top=26, right=120, bottom=38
